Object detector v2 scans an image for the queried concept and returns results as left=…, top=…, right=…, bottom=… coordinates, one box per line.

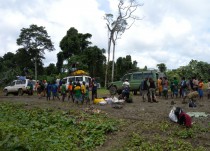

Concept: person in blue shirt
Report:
left=52, top=81, right=60, bottom=100
left=46, top=82, right=52, bottom=100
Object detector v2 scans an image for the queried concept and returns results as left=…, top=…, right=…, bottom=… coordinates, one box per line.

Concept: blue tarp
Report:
left=18, top=76, right=26, bottom=80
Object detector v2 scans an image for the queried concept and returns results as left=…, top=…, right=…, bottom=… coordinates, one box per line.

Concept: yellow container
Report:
left=94, top=98, right=105, bottom=104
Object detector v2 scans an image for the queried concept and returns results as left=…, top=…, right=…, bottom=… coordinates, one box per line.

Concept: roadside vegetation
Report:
left=0, top=103, right=119, bottom=150
left=121, top=121, right=208, bottom=151
left=0, top=95, right=209, bottom=150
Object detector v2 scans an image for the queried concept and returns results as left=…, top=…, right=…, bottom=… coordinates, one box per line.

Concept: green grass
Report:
left=0, top=103, right=119, bottom=151
left=121, top=133, right=206, bottom=151
left=118, top=121, right=209, bottom=151
left=97, top=88, right=110, bottom=97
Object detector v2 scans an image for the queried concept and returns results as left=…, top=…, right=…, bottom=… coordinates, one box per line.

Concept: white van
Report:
left=3, top=79, right=36, bottom=96
left=62, top=75, right=92, bottom=88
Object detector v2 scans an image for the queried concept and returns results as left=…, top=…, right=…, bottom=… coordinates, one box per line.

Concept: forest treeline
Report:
left=1, top=25, right=210, bottom=87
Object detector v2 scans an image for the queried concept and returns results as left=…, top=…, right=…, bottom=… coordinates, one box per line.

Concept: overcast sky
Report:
left=1, top=0, right=210, bottom=69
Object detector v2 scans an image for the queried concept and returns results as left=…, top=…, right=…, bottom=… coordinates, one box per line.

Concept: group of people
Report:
left=35, top=80, right=60, bottom=100
left=121, top=77, right=157, bottom=103
left=34, top=78, right=98, bottom=104
left=120, top=77, right=194, bottom=128
left=141, top=77, right=157, bottom=102
left=157, top=76, right=210, bottom=102
left=121, top=76, right=210, bottom=105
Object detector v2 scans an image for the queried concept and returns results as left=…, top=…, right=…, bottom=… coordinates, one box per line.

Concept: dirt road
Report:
left=0, top=93, right=210, bottom=150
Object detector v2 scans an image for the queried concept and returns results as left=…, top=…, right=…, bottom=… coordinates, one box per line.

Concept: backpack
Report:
left=182, top=81, right=187, bottom=88
left=40, top=83, right=45, bottom=90
left=123, top=85, right=130, bottom=93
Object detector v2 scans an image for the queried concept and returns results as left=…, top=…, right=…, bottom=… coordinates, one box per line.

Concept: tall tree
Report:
left=104, top=0, right=143, bottom=84
left=66, top=55, right=88, bottom=73
left=83, top=46, right=106, bottom=78
left=59, top=27, right=92, bottom=72
left=17, top=24, right=54, bottom=80
left=59, top=27, right=92, bottom=59
left=177, top=59, right=210, bottom=81
left=15, top=48, right=34, bottom=76
left=45, top=63, right=57, bottom=76
left=56, top=52, right=64, bottom=73
left=157, top=63, right=167, bottom=73
left=143, top=65, right=148, bottom=71
left=115, top=55, right=137, bottom=80
left=0, top=52, right=21, bottom=85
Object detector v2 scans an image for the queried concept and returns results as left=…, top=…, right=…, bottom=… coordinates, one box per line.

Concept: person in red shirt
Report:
left=68, top=80, right=74, bottom=102
left=174, top=107, right=192, bottom=128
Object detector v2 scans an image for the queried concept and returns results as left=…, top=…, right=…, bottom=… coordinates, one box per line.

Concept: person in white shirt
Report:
left=122, top=79, right=130, bottom=99
left=122, top=79, right=130, bottom=87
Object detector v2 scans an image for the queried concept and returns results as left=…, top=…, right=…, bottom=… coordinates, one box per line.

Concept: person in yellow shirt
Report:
left=81, top=81, right=86, bottom=103
left=157, top=77, right=163, bottom=97
left=198, top=79, right=204, bottom=100
left=74, top=83, right=82, bottom=104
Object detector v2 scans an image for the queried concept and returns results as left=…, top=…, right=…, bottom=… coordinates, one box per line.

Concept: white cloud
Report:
left=0, top=0, right=210, bottom=70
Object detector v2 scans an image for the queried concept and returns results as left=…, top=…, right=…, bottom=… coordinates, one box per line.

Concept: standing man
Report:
left=148, top=77, right=157, bottom=102
left=42, top=80, right=47, bottom=97
left=142, top=78, right=149, bottom=102
left=52, top=81, right=60, bottom=100
left=173, top=77, right=179, bottom=98
left=46, top=82, right=52, bottom=101
left=162, top=77, right=169, bottom=99
left=27, top=80, right=33, bottom=95
left=181, top=77, right=187, bottom=103
left=74, top=83, right=82, bottom=104
left=192, top=77, right=199, bottom=91
left=122, top=79, right=130, bottom=99
left=91, top=78, right=97, bottom=101
left=60, top=81, right=67, bottom=102
left=81, top=81, right=86, bottom=103
left=198, top=79, right=204, bottom=100
left=207, top=79, right=210, bottom=99
left=68, top=80, right=74, bottom=102
left=157, top=77, right=163, bottom=97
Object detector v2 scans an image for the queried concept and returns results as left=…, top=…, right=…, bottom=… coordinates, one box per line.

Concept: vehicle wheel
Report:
left=109, top=86, right=117, bottom=95
left=18, top=89, right=23, bottom=96
left=4, top=90, right=8, bottom=96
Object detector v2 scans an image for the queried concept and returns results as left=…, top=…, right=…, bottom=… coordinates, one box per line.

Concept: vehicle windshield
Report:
left=75, top=77, right=83, bottom=82
left=62, top=79, right=67, bottom=84
left=143, top=73, right=153, bottom=79
left=121, top=74, right=131, bottom=81
left=133, top=73, right=143, bottom=80
left=11, top=81, right=15, bottom=86
left=68, top=77, right=75, bottom=83
left=21, top=80, right=26, bottom=84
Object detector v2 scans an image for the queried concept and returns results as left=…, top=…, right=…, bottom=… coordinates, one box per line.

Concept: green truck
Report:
left=108, top=70, right=164, bottom=95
